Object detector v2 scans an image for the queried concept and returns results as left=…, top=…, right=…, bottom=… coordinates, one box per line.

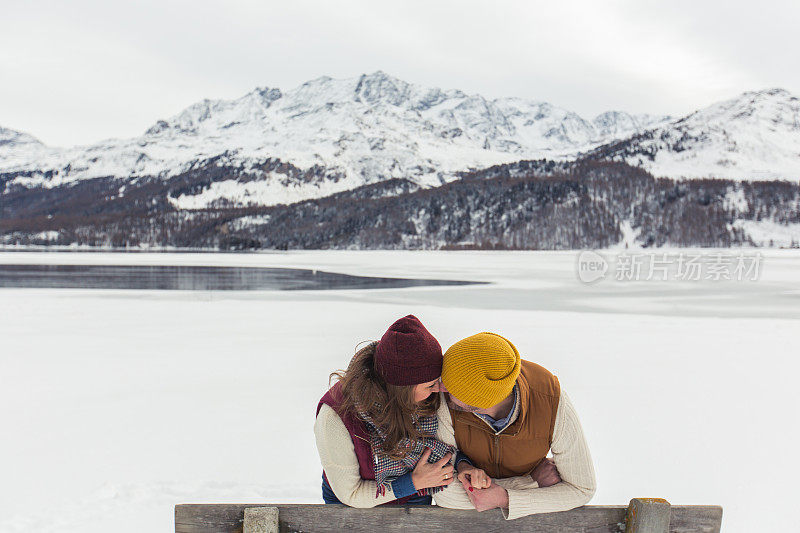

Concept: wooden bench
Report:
left=175, top=499, right=722, bottom=532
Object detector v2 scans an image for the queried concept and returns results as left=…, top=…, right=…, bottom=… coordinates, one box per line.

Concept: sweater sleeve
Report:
left=502, top=389, right=597, bottom=519
left=314, top=404, right=402, bottom=507
left=431, top=395, right=475, bottom=509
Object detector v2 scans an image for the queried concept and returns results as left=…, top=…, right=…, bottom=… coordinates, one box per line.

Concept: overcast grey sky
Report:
left=2, top=0, right=799, bottom=147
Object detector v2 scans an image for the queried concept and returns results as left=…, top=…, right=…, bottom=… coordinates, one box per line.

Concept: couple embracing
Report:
left=314, top=315, right=596, bottom=519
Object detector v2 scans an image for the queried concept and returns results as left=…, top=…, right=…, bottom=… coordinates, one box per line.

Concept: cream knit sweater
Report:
left=314, top=389, right=596, bottom=518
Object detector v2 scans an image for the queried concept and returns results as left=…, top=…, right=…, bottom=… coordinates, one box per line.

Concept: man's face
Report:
left=448, top=394, right=482, bottom=413
left=440, top=380, right=482, bottom=413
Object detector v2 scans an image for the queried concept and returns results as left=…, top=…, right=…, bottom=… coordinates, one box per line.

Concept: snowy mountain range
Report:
left=0, top=126, right=43, bottom=149
left=1, top=72, right=799, bottom=210
left=589, top=88, right=800, bottom=181
left=1, top=71, right=670, bottom=207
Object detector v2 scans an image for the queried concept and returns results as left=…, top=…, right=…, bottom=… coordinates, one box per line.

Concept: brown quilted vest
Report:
left=449, top=360, right=560, bottom=478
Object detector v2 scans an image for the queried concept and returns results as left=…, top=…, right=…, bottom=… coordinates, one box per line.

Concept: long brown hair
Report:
left=330, top=341, right=440, bottom=460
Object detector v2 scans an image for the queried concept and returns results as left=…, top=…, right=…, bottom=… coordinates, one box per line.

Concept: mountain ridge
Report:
left=2, top=73, right=799, bottom=212
left=586, top=87, right=800, bottom=181
left=1, top=71, right=670, bottom=204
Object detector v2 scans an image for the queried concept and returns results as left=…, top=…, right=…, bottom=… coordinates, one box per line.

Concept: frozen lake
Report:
left=0, top=263, right=479, bottom=291
left=1, top=249, right=798, bottom=532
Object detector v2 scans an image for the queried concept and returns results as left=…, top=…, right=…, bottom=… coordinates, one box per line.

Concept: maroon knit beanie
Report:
left=374, top=315, right=442, bottom=386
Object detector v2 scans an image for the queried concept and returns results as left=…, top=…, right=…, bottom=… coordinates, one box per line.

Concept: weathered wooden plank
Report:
left=177, top=504, right=626, bottom=533
left=276, top=504, right=627, bottom=533
left=175, top=504, right=722, bottom=533
left=176, top=504, right=246, bottom=533
left=670, top=506, right=723, bottom=533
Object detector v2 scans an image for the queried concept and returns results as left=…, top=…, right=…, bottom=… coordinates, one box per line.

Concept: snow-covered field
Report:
left=1, top=249, right=799, bottom=532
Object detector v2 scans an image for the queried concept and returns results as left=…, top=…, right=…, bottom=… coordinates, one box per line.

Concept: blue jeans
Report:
left=321, top=473, right=432, bottom=505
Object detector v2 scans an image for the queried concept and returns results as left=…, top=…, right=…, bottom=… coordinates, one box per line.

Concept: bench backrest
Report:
left=175, top=502, right=723, bottom=533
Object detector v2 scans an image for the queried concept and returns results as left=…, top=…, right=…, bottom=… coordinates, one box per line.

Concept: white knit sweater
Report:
left=432, top=389, right=597, bottom=519
left=314, top=389, right=596, bottom=518
left=314, top=403, right=407, bottom=506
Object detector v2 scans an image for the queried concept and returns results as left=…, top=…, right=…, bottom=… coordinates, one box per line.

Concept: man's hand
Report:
left=531, top=457, right=561, bottom=487
left=457, top=465, right=492, bottom=490
left=460, top=477, right=508, bottom=512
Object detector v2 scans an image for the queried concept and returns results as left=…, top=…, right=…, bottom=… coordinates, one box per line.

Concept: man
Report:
left=432, top=332, right=596, bottom=520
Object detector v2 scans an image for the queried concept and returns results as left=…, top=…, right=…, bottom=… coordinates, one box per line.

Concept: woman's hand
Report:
left=457, top=465, right=492, bottom=490
left=411, top=448, right=454, bottom=490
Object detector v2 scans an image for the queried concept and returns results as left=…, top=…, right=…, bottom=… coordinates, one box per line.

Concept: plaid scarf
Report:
left=358, top=409, right=456, bottom=497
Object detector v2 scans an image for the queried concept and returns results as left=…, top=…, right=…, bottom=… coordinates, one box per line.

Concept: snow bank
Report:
left=1, top=249, right=799, bottom=533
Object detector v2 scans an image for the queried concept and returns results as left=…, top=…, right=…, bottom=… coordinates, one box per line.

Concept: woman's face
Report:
left=412, top=378, right=442, bottom=403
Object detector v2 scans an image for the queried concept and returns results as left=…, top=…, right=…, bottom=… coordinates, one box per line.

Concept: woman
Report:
left=314, top=314, right=489, bottom=507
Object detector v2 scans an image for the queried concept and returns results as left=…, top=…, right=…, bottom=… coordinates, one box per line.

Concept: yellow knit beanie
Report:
left=442, top=332, right=521, bottom=409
